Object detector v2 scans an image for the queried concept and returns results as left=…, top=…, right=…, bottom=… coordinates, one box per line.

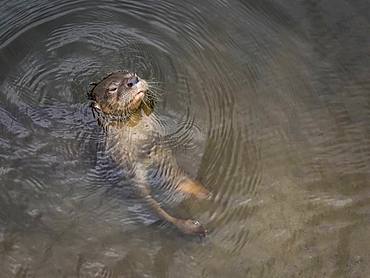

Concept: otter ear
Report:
left=90, top=101, right=101, bottom=111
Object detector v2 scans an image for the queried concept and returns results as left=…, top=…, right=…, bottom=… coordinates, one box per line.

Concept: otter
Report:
left=88, top=71, right=210, bottom=236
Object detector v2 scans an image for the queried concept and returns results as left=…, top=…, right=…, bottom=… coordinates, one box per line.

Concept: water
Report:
left=1, top=0, right=370, bottom=277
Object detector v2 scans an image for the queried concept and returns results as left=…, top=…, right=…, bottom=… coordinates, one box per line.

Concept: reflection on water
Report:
left=1, top=0, right=370, bottom=277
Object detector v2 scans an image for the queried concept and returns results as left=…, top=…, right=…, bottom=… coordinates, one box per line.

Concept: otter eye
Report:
left=108, top=83, right=118, bottom=93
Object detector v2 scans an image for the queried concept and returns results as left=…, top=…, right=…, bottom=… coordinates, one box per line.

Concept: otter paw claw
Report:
left=175, top=219, right=207, bottom=236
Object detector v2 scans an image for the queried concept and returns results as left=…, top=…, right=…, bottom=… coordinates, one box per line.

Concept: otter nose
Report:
left=127, top=76, right=139, bottom=88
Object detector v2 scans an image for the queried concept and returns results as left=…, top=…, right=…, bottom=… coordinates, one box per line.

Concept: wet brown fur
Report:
left=89, top=71, right=210, bottom=236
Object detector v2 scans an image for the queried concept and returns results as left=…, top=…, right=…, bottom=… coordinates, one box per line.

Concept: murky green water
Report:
left=1, top=0, right=370, bottom=277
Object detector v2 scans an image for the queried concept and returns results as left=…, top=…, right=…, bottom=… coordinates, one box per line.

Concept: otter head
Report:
left=89, top=71, right=153, bottom=122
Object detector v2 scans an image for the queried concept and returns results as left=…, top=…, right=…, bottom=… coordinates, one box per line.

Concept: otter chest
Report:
left=105, top=119, right=157, bottom=160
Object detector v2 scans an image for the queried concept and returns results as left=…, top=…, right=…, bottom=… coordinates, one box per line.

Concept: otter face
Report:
left=90, top=71, right=149, bottom=116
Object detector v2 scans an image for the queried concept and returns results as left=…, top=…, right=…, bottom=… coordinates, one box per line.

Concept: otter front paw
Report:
left=175, top=219, right=207, bottom=236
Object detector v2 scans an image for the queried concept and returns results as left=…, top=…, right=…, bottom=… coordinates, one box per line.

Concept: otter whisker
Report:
left=147, top=85, right=164, bottom=92
left=147, top=84, right=163, bottom=88
left=147, top=81, right=164, bottom=87
left=146, top=91, right=159, bottom=100
left=147, top=88, right=162, bottom=98
left=146, top=86, right=162, bottom=92
left=147, top=78, right=163, bottom=83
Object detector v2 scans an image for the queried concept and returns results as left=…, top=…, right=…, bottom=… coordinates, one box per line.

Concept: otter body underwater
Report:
left=89, top=71, right=210, bottom=236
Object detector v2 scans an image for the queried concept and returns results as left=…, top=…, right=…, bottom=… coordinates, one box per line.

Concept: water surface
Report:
left=1, top=0, right=370, bottom=277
